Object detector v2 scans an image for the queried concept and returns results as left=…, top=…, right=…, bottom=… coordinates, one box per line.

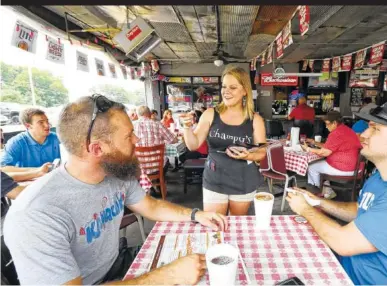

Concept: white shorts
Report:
left=203, top=188, right=256, bottom=204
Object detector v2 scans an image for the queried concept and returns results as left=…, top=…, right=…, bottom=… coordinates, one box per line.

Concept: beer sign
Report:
left=11, top=20, right=38, bottom=54
left=260, top=73, right=298, bottom=86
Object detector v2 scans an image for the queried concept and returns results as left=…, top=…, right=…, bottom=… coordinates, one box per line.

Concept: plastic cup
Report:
left=254, top=192, right=274, bottom=230
left=315, top=135, right=322, bottom=143
left=206, top=243, right=238, bottom=286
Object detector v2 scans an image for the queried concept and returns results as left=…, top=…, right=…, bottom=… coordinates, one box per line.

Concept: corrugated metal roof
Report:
left=41, top=5, right=387, bottom=64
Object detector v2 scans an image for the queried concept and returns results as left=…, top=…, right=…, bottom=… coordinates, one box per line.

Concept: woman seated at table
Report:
left=181, top=65, right=266, bottom=216
left=161, top=109, right=175, bottom=129
left=302, top=111, right=362, bottom=199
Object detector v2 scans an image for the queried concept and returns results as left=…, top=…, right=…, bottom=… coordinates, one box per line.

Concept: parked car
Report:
left=0, top=114, right=10, bottom=126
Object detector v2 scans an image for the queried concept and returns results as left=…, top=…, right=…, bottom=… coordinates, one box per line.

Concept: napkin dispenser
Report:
left=290, top=127, right=300, bottom=147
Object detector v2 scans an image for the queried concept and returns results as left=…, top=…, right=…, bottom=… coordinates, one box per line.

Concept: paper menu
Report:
left=149, top=232, right=224, bottom=271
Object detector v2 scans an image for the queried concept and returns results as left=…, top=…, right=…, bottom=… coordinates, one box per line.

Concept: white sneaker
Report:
left=323, top=186, right=337, bottom=199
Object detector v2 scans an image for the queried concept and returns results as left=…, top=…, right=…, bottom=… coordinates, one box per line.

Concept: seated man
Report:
left=0, top=108, right=61, bottom=168
left=135, top=105, right=178, bottom=175
left=4, top=95, right=226, bottom=285
left=302, top=111, right=362, bottom=199
left=286, top=103, right=387, bottom=285
left=150, top=109, right=158, bottom=121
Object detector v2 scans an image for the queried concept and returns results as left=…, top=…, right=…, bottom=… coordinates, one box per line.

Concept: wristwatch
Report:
left=191, top=208, right=200, bottom=223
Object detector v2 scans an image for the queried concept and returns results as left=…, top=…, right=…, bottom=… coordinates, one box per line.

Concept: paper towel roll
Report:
left=291, top=127, right=300, bottom=147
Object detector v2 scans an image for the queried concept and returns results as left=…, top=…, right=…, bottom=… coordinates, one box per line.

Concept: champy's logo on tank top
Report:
left=209, top=128, right=253, bottom=144
left=79, top=192, right=125, bottom=244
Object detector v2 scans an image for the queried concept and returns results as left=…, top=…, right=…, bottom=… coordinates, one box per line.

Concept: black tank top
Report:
left=203, top=110, right=264, bottom=195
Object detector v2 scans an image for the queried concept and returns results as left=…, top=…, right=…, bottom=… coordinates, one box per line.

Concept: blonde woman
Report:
left=181, top=65, right=266, bottom=215
left=161, top=109, right=175, bottom=129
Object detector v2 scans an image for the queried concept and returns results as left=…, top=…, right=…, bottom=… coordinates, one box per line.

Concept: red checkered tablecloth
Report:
left=284, top=150, right=322, bottom=176
left=124, top=216, right=353, bottom=286
left=139, top=172, right=152, bottom=192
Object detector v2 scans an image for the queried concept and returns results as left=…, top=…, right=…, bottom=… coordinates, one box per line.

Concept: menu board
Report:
left=350, top=88, right=365, bottom=107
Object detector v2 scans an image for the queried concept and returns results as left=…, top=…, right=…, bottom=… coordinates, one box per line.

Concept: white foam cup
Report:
left=206, top=243, right=238, bottom=286
left=254, top=192, right=274, bottom=230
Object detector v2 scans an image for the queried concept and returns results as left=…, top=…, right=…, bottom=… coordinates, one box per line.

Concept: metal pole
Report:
left=28, top=65, right=36, bottom=106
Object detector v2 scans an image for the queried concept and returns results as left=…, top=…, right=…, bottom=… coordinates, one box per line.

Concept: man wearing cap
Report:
left=286, top=103, right=387, bottom=285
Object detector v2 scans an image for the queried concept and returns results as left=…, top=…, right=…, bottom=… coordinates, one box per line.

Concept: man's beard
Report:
left=100, top=148, right=140, bottom=180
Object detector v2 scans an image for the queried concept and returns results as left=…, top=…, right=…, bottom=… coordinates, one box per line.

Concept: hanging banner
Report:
left=322, top=59, right=331, bottom=72
left=260, top=73, right=298, bottom=86
left=151, top=60, right=160, bottom=73
left=46, top=37, right=65, bottom=64
left=332, top=57, right=341, bottom=72
left=308, top=59, right=314, bottom=71
left=95, top=58, right=105, bottom=76
left=302, top=60, right=308, bottom=71
left=299, top=6, right=310, bottom=36
left=380, top=59, right=387, bottom=72
left=368, top=41, right=386, bottom=66
left=282, top=21, right=293, bottom=50
left=76, top=51, right=89, bottom=72
left=11, top=20, right=38, bottom=54
left=129, top=67, right=136, bottom=80
left=341, top=54, right=352, bottom=71
left=276, top=32, right=284, bottom=59
left=267, top=43, right=274, bottom=64
left=250, top=59, right=255, bottom=71
left=120, top=66, right=128, bottom=79
left=261, top=51, right=266, bottom=67
left=354, top=49, right=366, bottom=69
left=254, top=70, right=259, bottom=85
left=108, top=63, right=117, bottom=78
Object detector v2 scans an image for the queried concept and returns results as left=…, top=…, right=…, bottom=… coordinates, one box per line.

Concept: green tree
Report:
left=0, top=62, right=69, bottom=107
left=90, top=84, right=145, bottom=105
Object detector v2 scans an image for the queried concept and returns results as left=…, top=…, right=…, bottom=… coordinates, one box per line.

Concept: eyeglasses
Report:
left=86, top=94, right=114, bottom=152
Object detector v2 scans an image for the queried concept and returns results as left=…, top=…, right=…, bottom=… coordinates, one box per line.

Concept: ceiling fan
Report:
left=211, top=44, right=246, bottom=66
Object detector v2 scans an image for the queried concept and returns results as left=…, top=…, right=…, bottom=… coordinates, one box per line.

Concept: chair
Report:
left=293, top=119, right=314, bottom=138
left=259, top=143, right=297, bottom=212
left=314, top=119, right=328, bottom=140
left=183, top=159, right=206, bottom=194
left=135, top=144, right=167, bottom=200
left=319, top=153, right=367, bottom=201
left=265, top=120, right=285, bottom=139
left=120, top=208, right=146, bottom=243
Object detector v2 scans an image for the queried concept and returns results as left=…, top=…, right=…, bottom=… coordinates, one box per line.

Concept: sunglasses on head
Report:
left=86, top=94, right=114, bottom=152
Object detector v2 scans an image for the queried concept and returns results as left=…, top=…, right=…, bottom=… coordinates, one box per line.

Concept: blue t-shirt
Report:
left=352, top=120, right=369, bottom=134
left=341, top=170, right=387, bottom=285
left=0, top=131, right=61, bottom=168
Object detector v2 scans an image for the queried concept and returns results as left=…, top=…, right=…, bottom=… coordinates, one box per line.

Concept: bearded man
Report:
left=4, top=95, right=227, bottom=285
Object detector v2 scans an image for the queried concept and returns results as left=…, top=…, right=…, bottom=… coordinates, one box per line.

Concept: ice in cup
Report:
left=206, top=243, right=238, bottom=286
left=254, top=192, right=274, bottom=230
left=315, top=135, right=322, bottom=143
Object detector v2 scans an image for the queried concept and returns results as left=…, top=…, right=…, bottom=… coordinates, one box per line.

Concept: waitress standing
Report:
left=181, top=65, right=266, bottom=215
